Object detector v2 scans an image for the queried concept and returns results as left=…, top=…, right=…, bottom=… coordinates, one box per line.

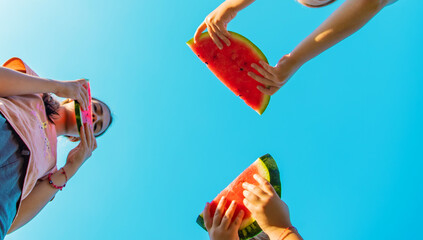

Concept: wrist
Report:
left=266, top=226, right=301, bottom=240
left=48, top=79, right=61, bottom=94
left=265, top=226, right=287, bottom=240
left=224, top=0, right=253, bottom=12
left=282, top=53, right=304, bottom=70
left=63, top=162, right=79, bottom=179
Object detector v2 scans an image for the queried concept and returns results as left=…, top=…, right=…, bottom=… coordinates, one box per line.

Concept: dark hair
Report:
left=300, top=0, right=336, bottom=8
left=42, top=93, right=60, bottom=123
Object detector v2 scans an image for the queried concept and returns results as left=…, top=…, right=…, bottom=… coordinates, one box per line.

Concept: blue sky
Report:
left=1, top=0, right=421, bottom=239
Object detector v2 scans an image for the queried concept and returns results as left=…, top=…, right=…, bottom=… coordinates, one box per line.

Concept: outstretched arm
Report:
left=290, top=0, right=392, bottom=66
left=0, top=67, right=90, bottom=110
left=249, top=0, right=394, bottom=96
left=0, top=67, right=59, bottom=97
left=7, top=124, right=97, bottom=234
left=194, top=0, right=256, bottom=49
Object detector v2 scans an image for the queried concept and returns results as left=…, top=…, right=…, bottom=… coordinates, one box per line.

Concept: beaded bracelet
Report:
left=48, top=168, right=67, bottom=191
left=279, top=226, right=297, bottom=240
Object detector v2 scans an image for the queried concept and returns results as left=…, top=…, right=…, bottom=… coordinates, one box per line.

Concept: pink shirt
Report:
left=0, top=58, right=57, bottom=220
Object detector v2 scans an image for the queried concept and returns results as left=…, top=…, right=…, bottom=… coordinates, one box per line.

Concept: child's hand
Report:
left=65, top=123, right=97, bottom=177
left=54, top=79, right=89, bottom=110
left=248, top=55, right=301, bottom=96
left=242, top=174, right=292, bottom=236
left=194, top=1, right=238, bottom=50
left=203, top=196, right=245, bottom=240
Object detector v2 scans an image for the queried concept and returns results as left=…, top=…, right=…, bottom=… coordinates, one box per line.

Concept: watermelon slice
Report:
left=196, top=154, right=281, bottom=240
left=74, top=81, right=93, bottom=133
left=187, top=31, right=270, bottom=115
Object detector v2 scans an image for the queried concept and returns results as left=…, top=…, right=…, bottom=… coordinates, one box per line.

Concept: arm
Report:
left=0, top=67, right=90, bottom=110
left=290, top=0, right=391, bottom=65
left=0, top=67, right=59, bottom=97
left=248, top=0, right=393, bottom=96
left=7, top=124, right=97, bottom=233
left=194, top=0, right=256, bottom=49
left=7, top=164, right=77, bottom=233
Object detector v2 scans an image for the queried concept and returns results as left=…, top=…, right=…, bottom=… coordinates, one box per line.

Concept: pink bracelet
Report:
left=61, top=168, right=68, bottom=182
left=279, top=226, right=297, bottom=240
left=48, top=169, right=67, bottom=191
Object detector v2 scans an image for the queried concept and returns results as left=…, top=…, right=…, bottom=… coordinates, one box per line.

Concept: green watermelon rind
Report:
left=187, top=31, right=271, bottom=115
left=74, top=101, right=83, bottom=134
left=196, top=153, right=281, bottom=240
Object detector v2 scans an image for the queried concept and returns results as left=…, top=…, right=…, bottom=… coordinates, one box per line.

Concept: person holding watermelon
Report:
left=0, top=58, right=112, bottom=239
left=203, top=174, right=302, bottom=240
left=194, top=0, right=398, bottom=96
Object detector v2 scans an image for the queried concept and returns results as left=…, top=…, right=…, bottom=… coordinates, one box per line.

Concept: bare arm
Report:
left=7, top=124, right=97, bottom=234
left=0, top=67, right=60, bottom=97
left=0, top=67, right=90, bottom=109
left=7, top=163, right=78, bottom=233
left=194, top=0, right=256, bottom=49
left=249, top=0, right=394, bottom=96
left=290, top=0, right=392, bottom=65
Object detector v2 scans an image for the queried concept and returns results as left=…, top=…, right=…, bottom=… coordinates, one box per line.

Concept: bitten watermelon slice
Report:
left=187, top=31, right=270, bottom=115
left=74, top=81, right=93, bottom=133
left=196, top=154, right=281, bottom=240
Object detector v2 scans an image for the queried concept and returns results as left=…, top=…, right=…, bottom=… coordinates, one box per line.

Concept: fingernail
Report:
left=242, top=182, right=248, bottom=187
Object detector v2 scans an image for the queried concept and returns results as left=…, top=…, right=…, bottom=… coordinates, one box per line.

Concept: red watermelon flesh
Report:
left=196, top=154, right=281, bottom=240
left=75, top=81, right=93, bottom=133
left=187, top=31, right=270, bottom=115
left=208, top=162, right=261, bottom=226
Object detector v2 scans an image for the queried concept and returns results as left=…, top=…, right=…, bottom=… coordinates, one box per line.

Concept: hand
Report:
left=65, top=123, right=97, bottom=177
left=194, top=1, right=238, bottom=49
left=54, top=79, right=89, bottom=110
left=242, top=174, right=291, bottom=235
left=248, top=55, right=301, bottom=96
left=203, top=196, right=245, bottom=240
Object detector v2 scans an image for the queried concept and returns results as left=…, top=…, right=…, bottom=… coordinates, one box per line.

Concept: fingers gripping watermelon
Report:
left=187, top=31, right=270, bottom=115
left=74, top=81, right=93, bottom=133
left=196, top=154, right=281, bottom=240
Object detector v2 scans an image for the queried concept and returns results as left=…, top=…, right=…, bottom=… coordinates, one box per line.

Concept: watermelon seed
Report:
left=205, top=62, right=208, bottom=65
left=240, top=68, right=244, bottom=71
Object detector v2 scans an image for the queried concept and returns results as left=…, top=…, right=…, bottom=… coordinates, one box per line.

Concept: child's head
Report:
left=43, top=94, right=113, bottom=139
left=297, top=0, right=336, bottom=8
left=62, top=97, right=113, bottom=141
left=90, top=98, right=113, bottom=137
